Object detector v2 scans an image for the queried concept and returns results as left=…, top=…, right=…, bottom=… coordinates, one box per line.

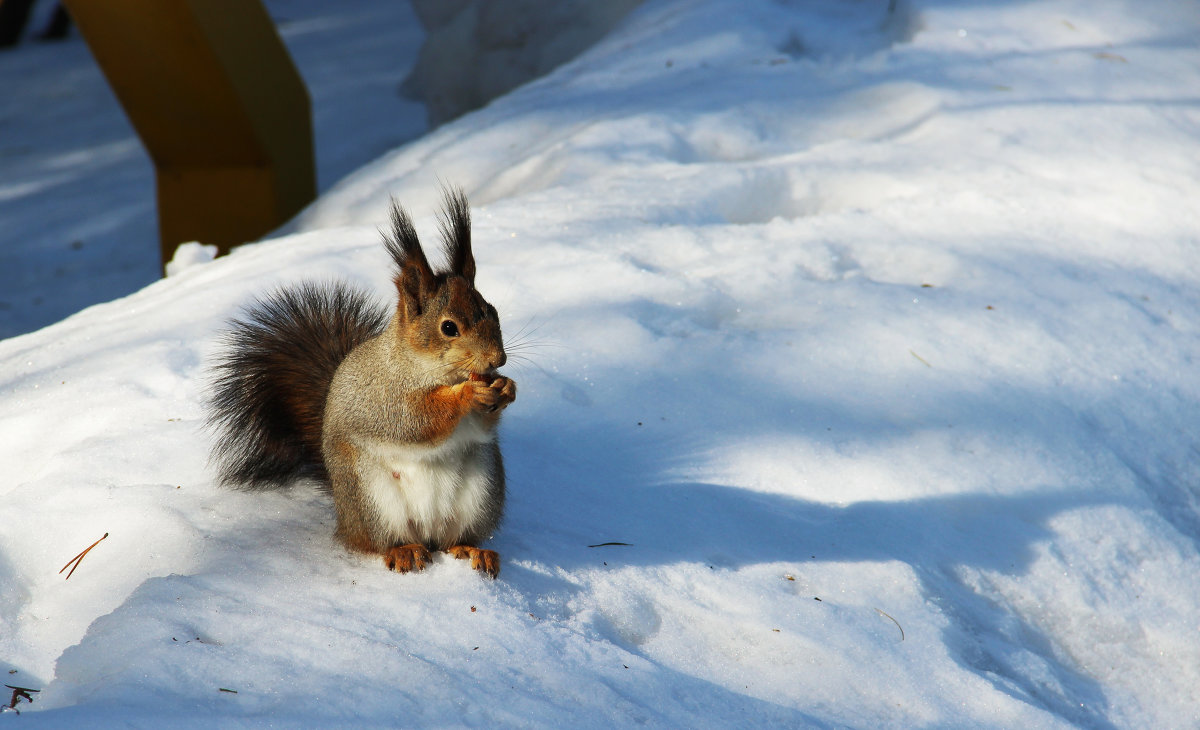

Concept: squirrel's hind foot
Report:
left=446, top=545, right=500, bottom=579
left=384, top=544, right=431, bottom=573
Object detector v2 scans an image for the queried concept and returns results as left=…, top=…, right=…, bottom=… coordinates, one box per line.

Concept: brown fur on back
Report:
left=207, top=282, right=388, bottom=490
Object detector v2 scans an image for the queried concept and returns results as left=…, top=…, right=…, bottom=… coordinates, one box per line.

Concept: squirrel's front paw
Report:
left=464, top=376, right=516, bottom=413
left=489, top=376, right=516, bottom=410
left=383, top=543, right=431, bottom=573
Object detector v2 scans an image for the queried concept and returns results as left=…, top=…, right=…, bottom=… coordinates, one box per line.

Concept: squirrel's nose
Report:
left=489, top=351, right=507, bottom=370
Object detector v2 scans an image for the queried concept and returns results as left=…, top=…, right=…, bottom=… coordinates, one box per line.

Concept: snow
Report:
left=3, top=0, right=1200, bottom=727
left=164, top=243, right=218, bottom=278
left=402, top=0, right=643, bottom=125
left=0, top=0, right=426, bottom=339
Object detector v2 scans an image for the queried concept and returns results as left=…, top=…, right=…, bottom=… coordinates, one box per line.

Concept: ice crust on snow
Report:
left=3, top=0, right=1200, bottom=727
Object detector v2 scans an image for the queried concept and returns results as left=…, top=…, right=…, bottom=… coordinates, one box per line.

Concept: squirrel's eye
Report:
left=440, top=320, right=460, bottom=338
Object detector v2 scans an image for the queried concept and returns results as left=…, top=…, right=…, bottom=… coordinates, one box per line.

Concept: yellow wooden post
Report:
left=61, top=0, right=316, bottom=266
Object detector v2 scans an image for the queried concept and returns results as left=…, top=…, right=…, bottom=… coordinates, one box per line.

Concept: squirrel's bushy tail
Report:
left=207, top=282, right=388, bottom=490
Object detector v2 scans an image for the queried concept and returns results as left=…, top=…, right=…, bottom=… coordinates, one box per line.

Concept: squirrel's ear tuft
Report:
left=437, top=186, right=475, bottom=286
left=383, top=198, right=434, bottom=318
left=383, top=198, right=428, bottom=271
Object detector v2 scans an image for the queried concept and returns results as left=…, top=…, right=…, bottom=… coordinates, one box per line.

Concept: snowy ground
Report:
left=4, top=0, right=1200, bottom=727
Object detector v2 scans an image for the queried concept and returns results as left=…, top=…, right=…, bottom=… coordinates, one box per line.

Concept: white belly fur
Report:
left=358, top=413, right=496, bottom=548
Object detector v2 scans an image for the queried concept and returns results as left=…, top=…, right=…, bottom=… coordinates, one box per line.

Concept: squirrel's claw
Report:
left=446, top=545, right=500, bottom=579
left=384, top=544, right=431, bottom=573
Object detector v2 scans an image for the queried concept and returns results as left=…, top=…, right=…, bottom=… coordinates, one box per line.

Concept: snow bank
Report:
left=3, top=0, right=1200, bottom=726
left=403, top=0, right=643, bottom=125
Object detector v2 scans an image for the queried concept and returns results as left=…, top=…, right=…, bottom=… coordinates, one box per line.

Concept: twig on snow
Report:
left=4, top=684, right=39, bottom=714
left=874, top=608, right=905, bottom=641
left=59, top=532, right=109, bottom=579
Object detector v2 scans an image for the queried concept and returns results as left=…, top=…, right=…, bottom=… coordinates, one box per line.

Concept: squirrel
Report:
left=206, top=188, right=516, bottom=578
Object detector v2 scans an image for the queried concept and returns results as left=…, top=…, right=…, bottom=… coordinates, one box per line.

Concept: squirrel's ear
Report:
left=383, top=198, right=434, bottom=318
left=438, top=186, right=476, bottom=286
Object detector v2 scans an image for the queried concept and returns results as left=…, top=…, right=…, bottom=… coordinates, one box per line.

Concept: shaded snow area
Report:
left=3, top=0, right=1200, bottom=727
left=0, top=0, right=426, bottom=339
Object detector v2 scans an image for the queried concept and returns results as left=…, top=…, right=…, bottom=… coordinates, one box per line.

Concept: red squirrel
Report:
left=207, top=188, right=515, bottom=577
